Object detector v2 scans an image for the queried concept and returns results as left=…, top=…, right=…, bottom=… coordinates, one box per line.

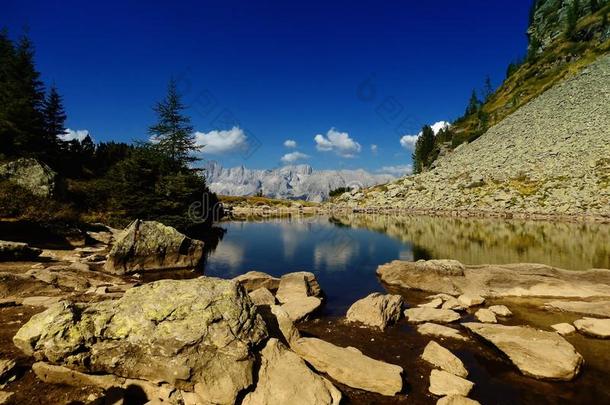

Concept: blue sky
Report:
left=3, top=0, right=532, bottom=173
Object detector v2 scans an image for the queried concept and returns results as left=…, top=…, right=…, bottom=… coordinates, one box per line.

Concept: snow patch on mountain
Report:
left=203, top=161, right=395, bottom=202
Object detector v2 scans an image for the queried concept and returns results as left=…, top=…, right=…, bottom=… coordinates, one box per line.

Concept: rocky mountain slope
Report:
left=334, top=53, right=610, bottom=219
left=204, top=161, right=394, bottom=202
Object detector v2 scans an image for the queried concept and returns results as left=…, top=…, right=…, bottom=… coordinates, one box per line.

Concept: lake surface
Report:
left=204, top=214, right=610, bottom=315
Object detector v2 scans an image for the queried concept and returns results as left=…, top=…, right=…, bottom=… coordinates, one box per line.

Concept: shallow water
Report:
left=203, top=214, right=610, bottom=404
left=204, top=214, right=610, bottom=315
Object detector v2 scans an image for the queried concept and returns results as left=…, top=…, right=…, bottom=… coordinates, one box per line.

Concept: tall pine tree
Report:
left=149, top=79, right=200, bottom=168
left=41, top=85, right=67, bottom=154
left=9, top=34, right=46, bottom=155
left=465, top=90, right=481, bottom=116
left=483, top=76, right=494, bottom=102
left=412, top=125, right=436, bottom=174
left=0, top=29, right=17, bottom=157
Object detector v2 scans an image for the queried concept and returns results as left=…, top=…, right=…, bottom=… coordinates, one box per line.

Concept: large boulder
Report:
left=0, top=158, right=56, bottom=197
left=104, top=220, right=205, bottom=274
left=292, top=337, right=403, bottom=396
left=242, top=339, right=341, bottom=405
left=0, top=240, right=42, bottom=261
left=463, top=323, right=583, bottom=381
left=13, top=277, right=267, bottom=404
left=346, top=293, right=403, bottom=330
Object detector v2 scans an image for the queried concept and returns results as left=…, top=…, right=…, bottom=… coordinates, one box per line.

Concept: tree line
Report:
left=0, top=29, right=220, bottom=231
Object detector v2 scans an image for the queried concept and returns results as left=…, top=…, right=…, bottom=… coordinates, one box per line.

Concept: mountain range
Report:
left=203, top=161, right=394, bottom=202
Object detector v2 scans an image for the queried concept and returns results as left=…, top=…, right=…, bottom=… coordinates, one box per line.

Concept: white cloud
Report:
left=284, top=139, right=297, bottom=148
left=281, top=151, right=310, bottom=164
left=60, top=128, right=89, bottom=142
left=314, top=128, right=361, bottom=158
left=431, top=120, right=451, bottom=134
left=370, top=144, right=378, bottom=154
left=399, top=121, right=450, bottom=150
left=194, top=127, right=248, bottom=154
left=378, top=165, right=413, bottom=176
left=399, top=135, right=419, bottom=149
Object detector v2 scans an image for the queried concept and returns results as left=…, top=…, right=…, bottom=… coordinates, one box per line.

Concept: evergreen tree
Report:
left=9, top=34, right=46, bottom=154
left=566, top=0, right=581, bottom=40
left=0, top=29, right=17, bottom=157
left=483, top=76, right=494, bottom=102
left=41, top=85, right=67, bottom=152
left=412, top=125, right=435, bottom=174
left=149, top=79, right=200, bottom=167
left=465, top=90, right=481, bottom=116
left=603, top=12, right=608, bottom=28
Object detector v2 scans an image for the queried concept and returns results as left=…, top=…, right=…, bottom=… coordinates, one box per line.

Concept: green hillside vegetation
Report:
left=412, top=1, right=610, bottom=173
left=0, top=29, right=220, bottom=232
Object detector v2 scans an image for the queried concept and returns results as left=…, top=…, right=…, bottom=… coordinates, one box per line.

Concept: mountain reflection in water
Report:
left=203, top=215, right=610, bottom=314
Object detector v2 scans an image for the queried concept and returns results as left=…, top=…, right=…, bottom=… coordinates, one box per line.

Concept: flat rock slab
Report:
left=249, top=287, right=276, bottom=306
left=437, top=395, right=481, bottom=405
left=32, top=362, right=174, bottom=402
left=441, top=298, right=467, bottom=311
left=419, top=298, right=443, bottom=308
left=243, top=339, right=341, bottom=405
left=0, top=240, right=42, bottom=261
left=21, top=296, right=63, bottom=308
left=463, top=323, right=583, bottom=381
left=474, top=309, right=497, bottom=324
left=405, top=308, right=461, bottom=324
left=346, top=293, right=403, bottom=330
left=276, top=272, right=322, bottom=304
left=234, top=271, right=280, bottom=292
left=417, top=323, right=468, bottom=341
left=281, top=296, right=322, bottom=322
left=544, top=300, right=610, bottom=317
left=293, top=337, right=403, bottom=396
left=378, top=260, right=610, bottom=299
left=0, top=299, right=21, bottom=308
left=429, top=370, right=474, bottom=397
left=551, top=323, right=576, bottom=336
left=488, top=305, right=512, bottom=317
left=457, top=294, right=484, bottom=307
left=421, top=341, right=468, bottom=378
left=573, top=318, right=610, bottom=339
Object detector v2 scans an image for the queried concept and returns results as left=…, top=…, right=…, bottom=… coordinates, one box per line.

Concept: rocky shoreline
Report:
left=1, top=221, right=610, bottom=404
left=224, top=203, right=610, bottom=224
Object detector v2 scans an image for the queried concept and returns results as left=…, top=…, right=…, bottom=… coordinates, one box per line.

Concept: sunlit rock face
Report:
left=334, top=54, right=610, bottom=218
left=13, top=278, right=268, bottom=404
